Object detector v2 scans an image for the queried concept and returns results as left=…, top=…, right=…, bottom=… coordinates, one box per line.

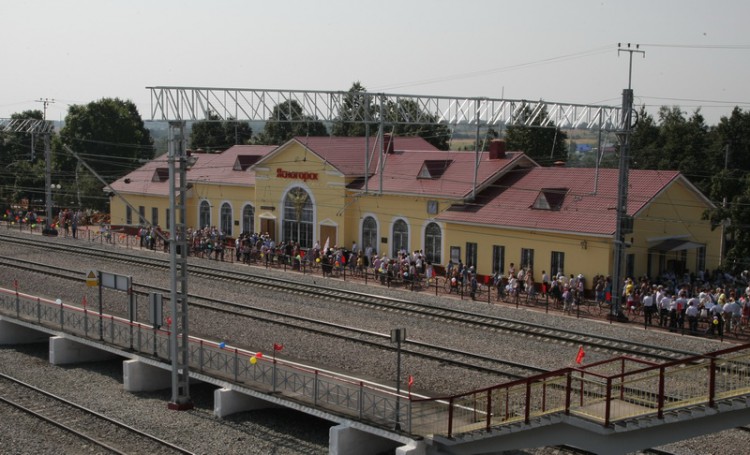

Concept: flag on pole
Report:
left=273, top=343, right=284, bottom=351
left=408, top=375, right=414, bottom=386
left=576, top=345, right=585, bottom=365
left=323, top=237, right=330, bottom=254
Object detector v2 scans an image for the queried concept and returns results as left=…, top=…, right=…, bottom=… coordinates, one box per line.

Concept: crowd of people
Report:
left=52, top=219, right=750, bottom=338
left=618, top=271, right=750, bottom=337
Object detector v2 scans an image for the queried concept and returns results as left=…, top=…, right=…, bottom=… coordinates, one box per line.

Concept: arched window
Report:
left=220, top=202, right=232, bottom=236
left=242, top=204, right=254, bottom=234
left=283, top=187, right=313, bottom=248
left=199, top=200, right=211, bottom=229
left=362, top=216, right=378, bottom=254
left=392, top=219, right=408, bottom=257
left=424, top=222, right=442, bottom=264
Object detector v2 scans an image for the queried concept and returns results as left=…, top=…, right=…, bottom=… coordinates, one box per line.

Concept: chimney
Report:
left=489, top=139, right=506, bottom=159
left=383, top=133, right=395, bottom=154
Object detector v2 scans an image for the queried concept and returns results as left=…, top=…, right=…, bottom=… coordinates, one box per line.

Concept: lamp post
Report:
left=390, top=328, right=406, bottom=431
left=49, top=183, right=61, bottom=230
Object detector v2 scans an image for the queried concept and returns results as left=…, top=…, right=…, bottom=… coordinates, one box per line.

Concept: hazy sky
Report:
left=2, top=0, right=748, bottom=126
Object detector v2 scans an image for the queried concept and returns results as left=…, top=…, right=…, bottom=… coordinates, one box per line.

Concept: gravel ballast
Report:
left=1, top=229, right=749, bottom=454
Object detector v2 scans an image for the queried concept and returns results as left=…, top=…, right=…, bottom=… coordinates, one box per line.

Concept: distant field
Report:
left=449, top=139, right=475, bottom=151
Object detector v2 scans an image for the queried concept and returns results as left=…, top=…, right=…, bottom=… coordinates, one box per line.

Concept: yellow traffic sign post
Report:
left=85, top=270, right=99, bottom=287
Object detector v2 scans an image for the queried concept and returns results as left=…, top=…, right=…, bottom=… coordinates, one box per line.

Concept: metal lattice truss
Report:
left=148, top=86, right=622, bottom=130
left=0, top=118, right=55, bottom=134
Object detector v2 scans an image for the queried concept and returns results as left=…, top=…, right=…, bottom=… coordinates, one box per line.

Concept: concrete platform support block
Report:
left=123, top=359, right=172, bottom=392
left=49, top=336, right=118, bottom=365
left=0, top=319, right=48, bottom=345
left=396, top=439, right=426, bottom=455
left=214, top=388, right=280, bottom=418
left=329, top=424, right=401, bottom=455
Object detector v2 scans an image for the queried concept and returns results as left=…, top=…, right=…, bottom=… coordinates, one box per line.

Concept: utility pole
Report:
left=167, top=121, right=193, bottom=411
left=32, top=98, right=54, bottom=161
left=36, top=98, right=55, bottom=120
left=37, top=99, right=55, bottom=220
left=611, top=43, right=644, bottom=320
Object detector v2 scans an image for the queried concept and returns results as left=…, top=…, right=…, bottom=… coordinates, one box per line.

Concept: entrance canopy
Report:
left=649, top=238, right=703, bottom=252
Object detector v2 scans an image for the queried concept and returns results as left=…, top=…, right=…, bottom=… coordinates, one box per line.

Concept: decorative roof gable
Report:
left=532, top=187, right=568, bottom=211
left=418, top=159, right=453, bottom=179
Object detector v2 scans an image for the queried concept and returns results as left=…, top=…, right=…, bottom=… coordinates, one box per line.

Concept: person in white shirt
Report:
left=541, top=270, right=550, bottom=297
left=673, top=291, right=689, bottom=330
left=685, top=300, right=700, bottom=334
left=642, top=291, right=655, bottom=326
left=658, top=291, right=672, bottom=328
left=723, top=296, right=741, bottom=334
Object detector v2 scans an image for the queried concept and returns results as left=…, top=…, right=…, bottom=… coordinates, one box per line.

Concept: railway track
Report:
left=0, top=372, right=194, bottom=454
left=2, top=232, right=748, bottom=455
left=0, top=233, right=708, bottom=365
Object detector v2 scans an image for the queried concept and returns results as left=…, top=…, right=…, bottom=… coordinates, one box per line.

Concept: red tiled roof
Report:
left=291, top=136, right=439, bottom=176
left=188, top=145, right=275, bottom=186
left=436, top=167, right=685, bottom=236
left=108, top=145, right=275, bottom=196
left=109, top=155, right=171, bottom=196
left=352, top=150, right=531, bottom=199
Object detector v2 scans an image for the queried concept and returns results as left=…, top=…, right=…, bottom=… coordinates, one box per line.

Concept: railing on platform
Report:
left=4, top=284, right=750, bottom=439
left=412, top=343, right=750, bottom=437
left=0, top=287, right=406, bottom=431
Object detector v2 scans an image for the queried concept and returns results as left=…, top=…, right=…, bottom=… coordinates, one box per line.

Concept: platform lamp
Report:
left=391, top=328, right=406, bottom=431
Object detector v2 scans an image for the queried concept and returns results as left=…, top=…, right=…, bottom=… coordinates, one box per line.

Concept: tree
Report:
left=629, top=106, right=661, bottom=170
left=331, top=82, right=377, bottom=137
left=252, top=100, right=327, bottom=145
left=504, top=106, right=568, bottom=165
left=190, top=112, right=253, bottom=151
left=703, top=108, right=750, bottom=271
left=0, top=110, right=46, bottom=206
left=56, top=98, right=154, bottom=210
left=383, top=99, right=451, bottom=150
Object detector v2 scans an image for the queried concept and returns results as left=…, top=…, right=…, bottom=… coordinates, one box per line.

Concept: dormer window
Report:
left=533, top=187, right=568, bottom=211
left=152, top=168, right=169, bottom=182
left=418, top=159, right=453, bottom=179
left=234, top=155, right=261, bottom=171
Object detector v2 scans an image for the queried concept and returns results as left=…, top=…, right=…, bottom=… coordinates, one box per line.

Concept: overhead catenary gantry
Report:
left=0, top=118, right=55, bottom=134
left=3, top=86, right=626, bottom=414
left=147, top=86, right=621, bottom=130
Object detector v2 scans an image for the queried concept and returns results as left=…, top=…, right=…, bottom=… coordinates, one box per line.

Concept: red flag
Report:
left=576, top=346, right=585, bottom=365
left=408, top=375, right=414, bottom=387
left=273, top=343, right=284, bottom=351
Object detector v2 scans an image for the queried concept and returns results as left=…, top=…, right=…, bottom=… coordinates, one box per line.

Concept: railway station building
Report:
left=108, top=135, right=722, bottom=286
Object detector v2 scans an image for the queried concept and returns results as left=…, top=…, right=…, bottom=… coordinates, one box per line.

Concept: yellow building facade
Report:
left=109, top=136, right=722, bottom=286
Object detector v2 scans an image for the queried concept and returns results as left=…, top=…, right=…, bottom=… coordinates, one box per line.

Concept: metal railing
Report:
left=412, top=344, right=750, bottom=437
left=4, top=285, right=750, bottom=439
left=0, top=287, right=406, bottom=431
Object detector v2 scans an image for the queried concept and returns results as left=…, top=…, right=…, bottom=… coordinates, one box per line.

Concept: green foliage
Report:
left=0, top=110, right=46, bottom=205
left=331, top=82, right=377, bottom=137
left=504, top=106, right=568, bottom=165
left=55, top=98, right=154, bottom=211
left=252, top=100, right=327, bottom=145
left=705, top=108, right=750, bottom=271
left=57, top=98, right=154, bottom=179
left=383, top=99, right=451, bottom=151
left=190, top=112, right=253, bottom=151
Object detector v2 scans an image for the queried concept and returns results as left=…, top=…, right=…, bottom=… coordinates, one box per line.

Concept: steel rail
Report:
left=0, top=233, right=709, bottom=363
left=0, top=372, right=194, bottom=455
